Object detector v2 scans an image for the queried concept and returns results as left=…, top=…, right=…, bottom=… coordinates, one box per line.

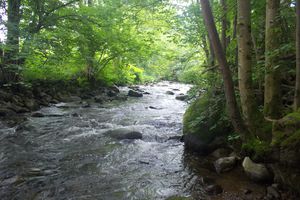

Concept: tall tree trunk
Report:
left=264, top=0, right=282, bottom=119
left=3, top=0, right=21, bottom=83
left=198, top=0, right=247, bottom=136
left=237, top=0, right=261, bottom=135
left=295, top=0, right=300, bottom=110
left=221, top=0, right=228, bottom=54
left=232, top=11, right=238, bottom=75
left=208, top=36, right=215, bottom=66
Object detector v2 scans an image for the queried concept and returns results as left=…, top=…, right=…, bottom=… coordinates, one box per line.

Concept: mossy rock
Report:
left=271, top=111, right=300, bottom=193
left=183, top=91, right=230, bottom=154
left=241, top=139, right=272, bottom=162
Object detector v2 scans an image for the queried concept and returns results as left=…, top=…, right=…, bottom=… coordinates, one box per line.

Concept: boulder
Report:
left=175, top=94, right=188, bottom=101
left=214, top=156, right=237, bottom=173
left=183, top=92, right=230, bottom=155
left=128, top=90, right=143, bottom=97
left=271, top=111, right=300, bottom=192
left=242, top=157, right=272, bottom=182
left=105, top=128, right=142, bottom=140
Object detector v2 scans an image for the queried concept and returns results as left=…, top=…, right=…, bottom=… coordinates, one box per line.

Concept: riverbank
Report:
left=0, top=80, right=128, bottom=126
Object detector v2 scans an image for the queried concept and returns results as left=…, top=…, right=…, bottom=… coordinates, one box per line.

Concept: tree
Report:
left=295, top=0, right=300, bottom=110
left=220, top=0, right=228, bottom=53
left=237, top=0, right=261, bottom=134
left=2, top=0, right=22, bottom=83
left=264, top=0, right=282, bottom=119
left=198, top=0, right=246, bottom=137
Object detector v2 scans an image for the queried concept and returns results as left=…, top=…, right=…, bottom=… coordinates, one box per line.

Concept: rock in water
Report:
left=105, top=128, right=142, bottom=140
left=166, top=91, right=175, bottom=95
left=214, top=156, right=237, bottom=173
left=175, top=94, right=188, bottom=101
left=128, top=90, right=143, bottom=97
left=242, top=157, right=272, bottom=182
left=31, top=112, right=45, bottom=117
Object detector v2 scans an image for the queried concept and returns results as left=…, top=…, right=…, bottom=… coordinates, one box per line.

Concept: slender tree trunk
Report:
left=86, top=0, right=95, bottom=83
left=221, top=0, right=228, bottom=54
left=3, top=0, right=21, bottom=83
left=237, top=0, right=261, bottom=135
left=201, top=33, right=210, bottom=64
left=198, top=0, right=247, bottom=136
left=232, top=11, right=238, bottom=75
left=208, top=36, right=215, bottom=66
left=264, top=0, right=282, bottom=119
left=295, top=0, right=300, bottom=110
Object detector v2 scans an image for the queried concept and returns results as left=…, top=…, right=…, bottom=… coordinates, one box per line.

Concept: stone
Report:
left=81, top=102, right=91, bottom=108
left=72, top=113, right=80, bottom=117
left=205, top=184, right=223, bottom=195
left=267, top=186, right=280, bottom=199
left=23, top=98, right=39, bottom=110
left=0, top=108, right=16, bottom=117
left=107, top=90, right=118, bottom=97
left=31, top=112, right=45, bottom=117
left=167, top=135, right=184, bottom=141
left=105, top=128, right=142, bottom=140
left=214, top=156, right=237, bottom=173
left=243, top=189, right=252, bottom=195
left=175, top=94, right=188, bottom=101
left=149, top=106, right=162, bottom=110
left=94, top=96, right=104, bottom=103
left=210, top=148, right=232, bottom=159
left=166, top=91, right=175, bottom=95
left=242, top=157, right=272, bottom=182
left=128, top=90, right=143, bottom=97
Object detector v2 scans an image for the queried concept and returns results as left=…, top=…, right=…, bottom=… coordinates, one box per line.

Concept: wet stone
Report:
left=128, top=90, right=143, bottom=97
left=205, top=184, right=223, bottom=195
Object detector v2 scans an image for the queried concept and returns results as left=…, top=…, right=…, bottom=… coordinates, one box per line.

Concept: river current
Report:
left=0, top=82, right=198, bottom=200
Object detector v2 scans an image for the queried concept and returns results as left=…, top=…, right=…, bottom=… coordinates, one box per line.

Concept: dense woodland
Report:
left=1, top=0, right=300, bottom=198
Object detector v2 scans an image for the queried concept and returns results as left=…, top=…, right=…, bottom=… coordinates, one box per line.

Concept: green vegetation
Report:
left=183, top=90, right=230, bottom=144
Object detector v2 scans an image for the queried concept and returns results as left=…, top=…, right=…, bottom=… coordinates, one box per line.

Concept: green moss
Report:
left=183, top=91, right=230, bottom=144
left=281, top=130, right=300, bottom=147
left=272, top=111, right=300, bottom=146
left=242, top=139, right=272, bottom=161
left=271, top=131, right=286, bottom=146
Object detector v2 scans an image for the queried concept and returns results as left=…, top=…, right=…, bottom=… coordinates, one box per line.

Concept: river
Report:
left=0, top=82, right=199, bottom=200
left=0, top=82, right=267, bottom=200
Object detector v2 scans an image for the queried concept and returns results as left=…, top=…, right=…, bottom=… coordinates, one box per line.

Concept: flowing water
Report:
left=0, top=82, right=268, bottom=200
left=0, top=82, right=198, bottom=200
